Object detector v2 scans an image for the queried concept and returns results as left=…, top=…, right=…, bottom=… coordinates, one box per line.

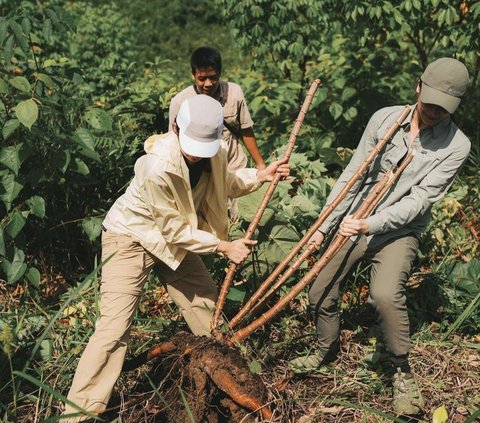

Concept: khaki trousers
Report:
left=308, top=235, right=418, bottom=357
left=62, top=231, right=217, bottom=421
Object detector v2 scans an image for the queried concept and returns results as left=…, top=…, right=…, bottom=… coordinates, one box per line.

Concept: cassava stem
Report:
left=228, top=105, right=411, bottom=330
left=229, top=149, right=416, bottom=344
left=211, top=79, right=322, bottom=332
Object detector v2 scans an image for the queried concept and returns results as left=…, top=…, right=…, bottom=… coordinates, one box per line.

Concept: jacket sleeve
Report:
left=319, top=111, right=383, bottom=234
left=226, top=167, right=261, bottom=198
left=366, top=144, right=470, bottom=234
left=141, top=175, right=221, bottom=253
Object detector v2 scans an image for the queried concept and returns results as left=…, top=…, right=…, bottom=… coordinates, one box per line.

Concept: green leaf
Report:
left=449, top=259, right=480, bottom=294
left=5, top=210, right=27, bottom=239
left=45, top=9, right=60, bottom=25
left=21, top=17, right=31, bottom=35
left=72, top=158, right=89, bottom=175
left=55, top=149, right=71, bottom=173
left=15, top=99, right=38, bottom=130
left=341, top=87, right=357, bottom=102
left=34, top=72, right=57, bottom=89
left=2, top=119, right=20, bottom=140
left=85, top=108, right=112, bottom=131
left=0, top=174, right=24, bottom=211
left=4, top=35, right=14, bottom=66
left=0, top=18, right=8, bottom=45
left=0, top=230, right=5, bottom=256
left=0, top=78, right=8, bottom=94
left=43, top=18, right=52, bottom=41
left=249, top=360, right=263, bottom=374
left=237, top=184, right=270, bottom=222
left=26, top=196, right=45, bottom=218
left=39, top=339, right=52, bottom=360
left=344, top=107, right=358, bottom=121
left=1, top=248, right=27, bottom=284
left=329, top=102, right=343, bottom=120
left=0, top=145, right=21, bottom=175
left=432, top=404, right=448, bottom=423
left=74, top=128, right=100, bottom=162
left=226, top=286, right=246, bottom=303
left=26, top=267, right=41, bottom=288
left=9, top=20, right=28, bottom=51
left=9, top=76, right=30, bottom=93
left=81, top=217, right=102, bottom=241
left=269, top=225, right=300, bottom=259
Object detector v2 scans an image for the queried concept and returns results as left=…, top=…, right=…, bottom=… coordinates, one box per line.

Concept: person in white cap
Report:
left=291, top=57, right=471, bottom=416
left=61, top=94, right=290, bottom=421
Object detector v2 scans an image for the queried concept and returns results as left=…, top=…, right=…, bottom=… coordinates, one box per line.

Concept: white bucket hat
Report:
left=176, top=95, right=223, bottom=158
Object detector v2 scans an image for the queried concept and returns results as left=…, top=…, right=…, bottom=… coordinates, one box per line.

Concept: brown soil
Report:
left=115, top=333, right=271, bottom=422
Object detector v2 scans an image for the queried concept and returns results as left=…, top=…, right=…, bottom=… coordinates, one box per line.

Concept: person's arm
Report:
left=234, top=83, right=266, bottom=169
left=365, top=144, right=470, bottom=235
left=241, top=127, right=266, bottom=169
left=226, top=158, right=290, bottom=198
left=142, top=174, right=259, bottom=263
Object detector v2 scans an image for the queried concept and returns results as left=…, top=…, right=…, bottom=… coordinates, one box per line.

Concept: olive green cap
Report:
left=420, top=58, right=469, bottom=114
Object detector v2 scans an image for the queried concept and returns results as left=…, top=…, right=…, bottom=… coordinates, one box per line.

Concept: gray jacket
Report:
left=319, top=104, right=471, bottom=247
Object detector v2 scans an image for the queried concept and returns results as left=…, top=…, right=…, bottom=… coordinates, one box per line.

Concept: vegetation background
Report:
left=0, top=0, right=479, bottom=421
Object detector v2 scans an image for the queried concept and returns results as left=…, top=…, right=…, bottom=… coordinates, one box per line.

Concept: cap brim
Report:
left=420, top=83, right=460, bottom=114
left=179, top=130, right=221, bottom=158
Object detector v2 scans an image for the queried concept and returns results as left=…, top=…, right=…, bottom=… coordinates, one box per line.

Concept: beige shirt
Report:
left=103, top=132, right=260, bottom=270
left=319, top=104, right=471, bottom=247
left=169, top=81, right=254, bottom=170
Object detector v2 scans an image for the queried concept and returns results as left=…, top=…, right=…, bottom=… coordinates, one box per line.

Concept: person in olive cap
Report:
left=291, top=58, right=471, bottom=416
left=61, top=95, right=290, bottom=422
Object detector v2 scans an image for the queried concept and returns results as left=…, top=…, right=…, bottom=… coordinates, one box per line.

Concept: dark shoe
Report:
left=392, top=367, right=424, bottom=415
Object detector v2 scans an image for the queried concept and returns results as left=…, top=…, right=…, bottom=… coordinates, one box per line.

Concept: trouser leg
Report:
left=63, top=232, right=154, bottom=421
left=308, top=238, right=367, bottom=354
left=154, top=252, right=218, bottom=336
left=367, top=235, right=419, bottom=357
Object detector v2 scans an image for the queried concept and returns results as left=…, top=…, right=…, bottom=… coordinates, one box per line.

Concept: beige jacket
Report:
left=103, top=132, right=260, bottom=270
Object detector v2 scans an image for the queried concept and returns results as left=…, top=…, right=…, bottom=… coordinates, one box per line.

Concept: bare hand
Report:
left=308, top=230, right=324, bottom=248
left=339, top=215, right=369, bottom=237
left=256, top=157, right=290, bottom=183
left=217, top=239, right=257, bottom=264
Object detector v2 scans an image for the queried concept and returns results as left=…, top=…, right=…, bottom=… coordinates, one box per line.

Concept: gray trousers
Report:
left=308, top=235, right=419, bottom=357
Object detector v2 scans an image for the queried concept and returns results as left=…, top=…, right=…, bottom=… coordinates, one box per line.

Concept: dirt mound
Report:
left=121, top=333, right=271, bottom=422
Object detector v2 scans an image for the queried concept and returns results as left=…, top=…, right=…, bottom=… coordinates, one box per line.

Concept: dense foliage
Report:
left=0, top=0, right=479, bottom=421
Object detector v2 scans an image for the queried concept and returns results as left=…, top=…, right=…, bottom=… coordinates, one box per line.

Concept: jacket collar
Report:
left=145, top=132, right=189, bottom=179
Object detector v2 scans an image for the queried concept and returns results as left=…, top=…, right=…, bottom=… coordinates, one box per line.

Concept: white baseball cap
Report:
left=176, top=95, right=223, bottom=158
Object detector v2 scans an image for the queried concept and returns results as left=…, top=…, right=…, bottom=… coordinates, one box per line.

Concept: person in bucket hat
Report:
left=61, top=94, right=290, bottom=422
left=291, top=58, right=471, bottom=416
